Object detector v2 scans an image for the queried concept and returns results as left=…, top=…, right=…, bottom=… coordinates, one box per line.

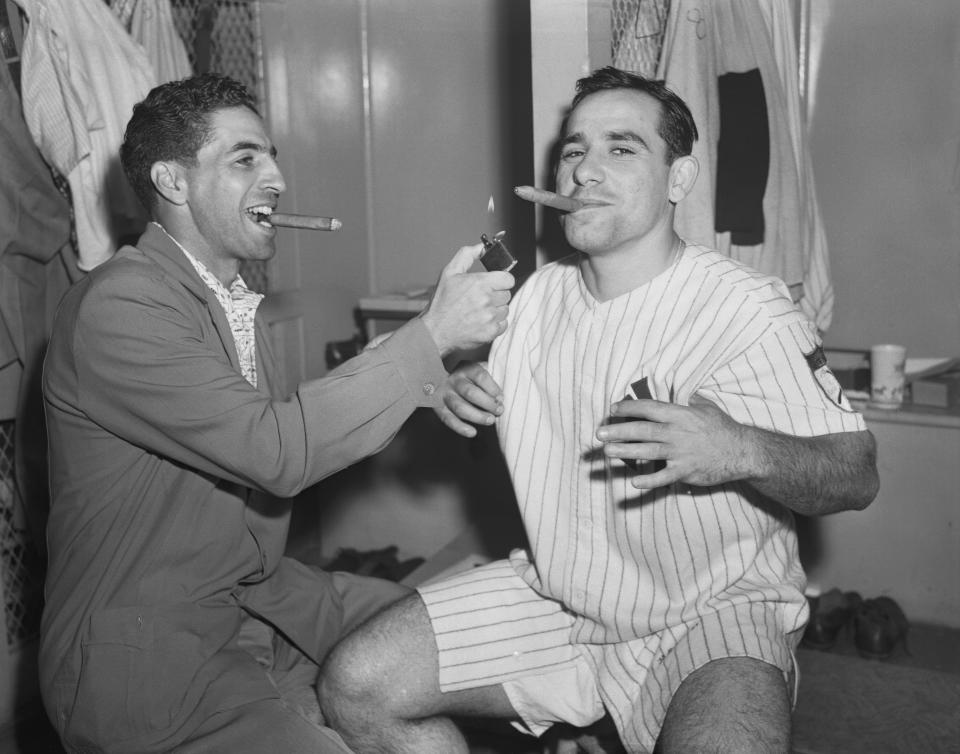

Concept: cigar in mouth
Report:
left=270, top=212, right=343, bottom=231
left=514, top=186, right=583, bottom=213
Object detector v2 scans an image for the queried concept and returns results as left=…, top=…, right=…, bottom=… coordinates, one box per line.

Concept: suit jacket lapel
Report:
left=136, top=224, right=243, bottom=377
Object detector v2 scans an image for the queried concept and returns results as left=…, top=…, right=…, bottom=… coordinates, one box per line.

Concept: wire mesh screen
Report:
left=0, top=421, right=44, bottom=649
left=169, top=0, right=264, bottom=105
left=169, top=0, right=269, bottom=293
left=611, top=0, right=670, bottom=78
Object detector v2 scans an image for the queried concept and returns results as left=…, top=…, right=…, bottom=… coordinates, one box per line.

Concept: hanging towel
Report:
left=13, top=0, right=157, bottom=271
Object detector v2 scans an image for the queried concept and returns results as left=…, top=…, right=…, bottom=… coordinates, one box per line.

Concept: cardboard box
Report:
left=910, top=370, right=960, bottom=408
left=825, top=349, right=870, bottom=392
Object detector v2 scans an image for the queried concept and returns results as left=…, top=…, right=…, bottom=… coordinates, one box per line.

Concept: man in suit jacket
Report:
left=39, top=73, right=514, bottom=754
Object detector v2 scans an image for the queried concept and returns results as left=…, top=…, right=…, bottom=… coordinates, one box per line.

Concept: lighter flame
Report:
left=487, top=195, right=495, bottom=214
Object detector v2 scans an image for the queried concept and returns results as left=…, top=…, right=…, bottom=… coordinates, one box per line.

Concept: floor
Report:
left=791, top=621, right=960, bottom=754
left=2, top=620, right=957, bottom=754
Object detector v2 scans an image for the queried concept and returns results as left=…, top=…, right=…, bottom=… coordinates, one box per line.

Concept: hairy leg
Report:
left=317, top=592, right=518, bottom=754
left=657, top=657, right=791, bottom=754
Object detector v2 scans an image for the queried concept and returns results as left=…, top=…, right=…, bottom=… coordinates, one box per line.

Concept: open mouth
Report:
left=246, top=205, right=276, bottom=228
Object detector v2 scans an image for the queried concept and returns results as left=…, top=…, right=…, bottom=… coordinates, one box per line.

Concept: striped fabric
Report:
left=419, top=243, right=864, bottom=752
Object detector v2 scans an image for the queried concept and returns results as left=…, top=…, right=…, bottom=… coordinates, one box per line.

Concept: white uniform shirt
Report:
left=489, top=243, right=864, bottom=644
left=421, top=242, right=866, bottom=751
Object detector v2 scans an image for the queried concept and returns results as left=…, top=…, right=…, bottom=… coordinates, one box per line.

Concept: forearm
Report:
left=741, top=426, right=879, bottom=515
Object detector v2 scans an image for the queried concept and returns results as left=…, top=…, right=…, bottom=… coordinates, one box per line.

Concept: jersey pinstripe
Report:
left=419, top=242, right=865, bottom=751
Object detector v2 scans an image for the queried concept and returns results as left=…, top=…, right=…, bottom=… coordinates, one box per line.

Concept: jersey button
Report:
left=422, top=382, right=436, bottom=395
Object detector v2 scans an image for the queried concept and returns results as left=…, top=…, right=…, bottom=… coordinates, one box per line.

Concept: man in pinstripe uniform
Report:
left=319, top=68, right=879, bottom=753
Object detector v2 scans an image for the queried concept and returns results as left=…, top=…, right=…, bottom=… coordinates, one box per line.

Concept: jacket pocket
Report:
left=64, top=606, right=205, bottom=750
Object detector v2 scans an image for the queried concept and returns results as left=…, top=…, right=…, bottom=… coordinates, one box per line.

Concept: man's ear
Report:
left=667, top=155, right=699, bottom=204
left=150, top=161, right=187, bottom=206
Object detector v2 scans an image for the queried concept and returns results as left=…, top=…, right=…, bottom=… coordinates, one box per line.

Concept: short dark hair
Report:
left=120, top=73, right=259, bottom=213
left=570, top=66, right=698, bottom=163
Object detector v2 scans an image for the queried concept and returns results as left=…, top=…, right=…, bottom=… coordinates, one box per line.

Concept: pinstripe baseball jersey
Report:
left=491, top=241, right=863, bottom=640
left=419, top=242, right=865, bottom=751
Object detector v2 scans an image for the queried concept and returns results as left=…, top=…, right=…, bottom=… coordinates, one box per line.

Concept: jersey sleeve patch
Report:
left=805, top=345, right=854, bottom=410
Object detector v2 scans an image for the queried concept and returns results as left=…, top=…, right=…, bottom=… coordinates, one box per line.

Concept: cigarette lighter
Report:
left=480, top=231, right=517, bottom=272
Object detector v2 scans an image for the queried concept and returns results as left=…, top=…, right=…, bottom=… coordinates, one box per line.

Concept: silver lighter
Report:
left=479, top=231, right=517, bottom=272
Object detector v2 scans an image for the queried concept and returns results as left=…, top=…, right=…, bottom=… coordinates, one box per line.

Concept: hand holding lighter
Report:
left=480, top=231, right=517, bottom=272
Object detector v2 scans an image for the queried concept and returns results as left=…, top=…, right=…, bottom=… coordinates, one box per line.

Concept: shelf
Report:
left=853, top=400, right=960, bottom=430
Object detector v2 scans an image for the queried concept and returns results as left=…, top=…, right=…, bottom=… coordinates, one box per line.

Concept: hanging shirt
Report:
left=13, top=0, right=156, bottom=271
left=111, top=0, right=193, bottom=84
left=657, top=0, right=834, bottom=330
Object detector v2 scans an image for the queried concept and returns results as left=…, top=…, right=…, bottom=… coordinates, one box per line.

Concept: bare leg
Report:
left=318, top=592, right=518, bottom=754
left=657, top=657, right=791, bottom=754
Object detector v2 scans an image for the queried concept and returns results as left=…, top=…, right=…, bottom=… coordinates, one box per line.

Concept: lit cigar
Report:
left=270, top=212, right=343, bottom=231
left=514, top=185, right=583, bottom=213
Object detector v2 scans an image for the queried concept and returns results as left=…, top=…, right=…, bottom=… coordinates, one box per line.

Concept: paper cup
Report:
left=870, top=344, right=907, bottom=407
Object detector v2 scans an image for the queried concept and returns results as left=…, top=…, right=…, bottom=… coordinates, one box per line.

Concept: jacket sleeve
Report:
left=67, top=266, right=447, bottom=496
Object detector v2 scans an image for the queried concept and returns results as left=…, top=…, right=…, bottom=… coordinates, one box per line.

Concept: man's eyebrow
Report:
left=230, top=140, right=278, bottom=158
left=560, top=130, right=649, bottom=148
left=605, top=130, right=648, bottom=147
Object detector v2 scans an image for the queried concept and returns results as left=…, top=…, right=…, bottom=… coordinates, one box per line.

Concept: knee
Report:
left=317, top=594, right=427, bottom=726
left=659, top=657, right=791, bottom=753
left=317, top=634, right=382, bottom=726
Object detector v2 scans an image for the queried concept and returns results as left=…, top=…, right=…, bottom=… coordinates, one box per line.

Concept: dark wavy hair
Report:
left=570, top=66, right=698, bottom=163
left=120, top=73, right=258, bottom=213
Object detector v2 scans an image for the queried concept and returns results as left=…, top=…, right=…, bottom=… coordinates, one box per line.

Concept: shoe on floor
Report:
left=802, top=588, right=863, bottom=650
left=854, top=596, right=909, bottom=659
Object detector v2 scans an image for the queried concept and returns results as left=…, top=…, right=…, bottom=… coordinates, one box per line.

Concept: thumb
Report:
left=689, top=392, right=718, bottom=408
left=442, top=243, right=484, bottom=276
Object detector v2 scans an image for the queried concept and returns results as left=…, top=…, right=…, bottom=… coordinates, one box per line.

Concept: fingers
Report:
left=597, top=412, right=663, bottom=444
left=460, top=362, right=503, bottom=400
left=441, top=246, right=515, bottom=288
left=445, top=393, right=498, bottom=426
left=442, top=243, right=485, bottom=276
left=452, top=368, right=503, bottom=413
left=629, top=467, right=682, bottom=491
left=433, top=363, right=503, bottom=437
left=609, top=397, right=674, bottom=422
left=434, top=406, right=478, bottom=438
left=602, top=440, right=664, bottom=463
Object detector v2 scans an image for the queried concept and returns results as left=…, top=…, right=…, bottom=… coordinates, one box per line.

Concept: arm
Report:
left=70, top=243, right=512, bottom=496
left=597, top=396, right=879, bottom=515
left=743, top=421, right=878, bottom=514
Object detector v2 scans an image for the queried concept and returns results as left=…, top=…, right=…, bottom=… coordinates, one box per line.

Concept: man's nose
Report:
left=572, top=151, right=602, bottom=186
left=264, top=158, right=287, bottom=194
